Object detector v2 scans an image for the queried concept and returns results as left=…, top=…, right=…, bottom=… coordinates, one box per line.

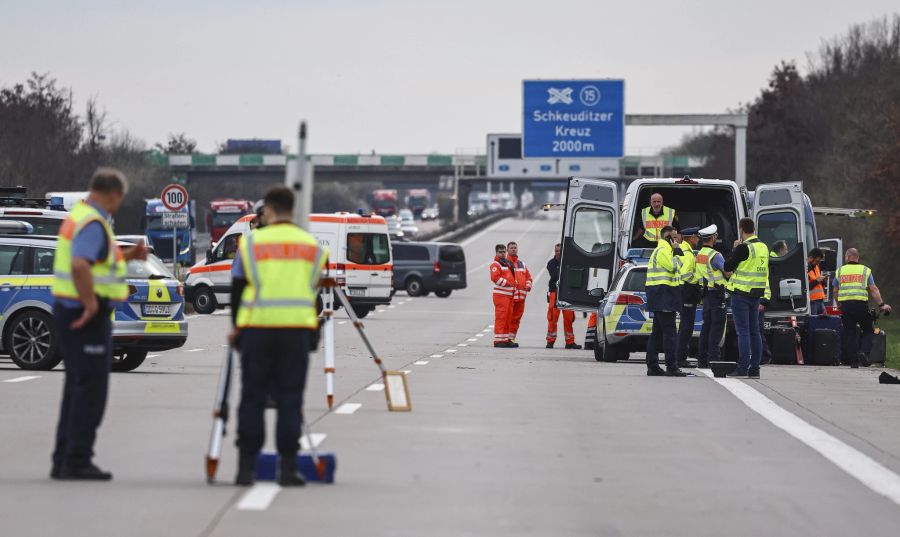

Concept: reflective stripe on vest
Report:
left=727, top=236, right=769, bottom=293
left=809, top=264, right=825, bottom=301
left=641, top=206, right=675, bottom=242
left=51, top=201, right=127, bottom=301
left=696, top=246, right=724, bottom=286
left=236, top=223, right=326, bottom=328
left=646, top=244, right=680, bottom=287
left=678, top=241, right=698, bottom=284
left=836, top=264, right=870, bottom=302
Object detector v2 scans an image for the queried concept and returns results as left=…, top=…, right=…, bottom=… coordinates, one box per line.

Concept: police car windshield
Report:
left=126, top=254, right=174, bottom=279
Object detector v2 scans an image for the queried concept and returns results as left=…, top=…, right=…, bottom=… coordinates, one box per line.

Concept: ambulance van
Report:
left=185, top=212, right=393, bottom=317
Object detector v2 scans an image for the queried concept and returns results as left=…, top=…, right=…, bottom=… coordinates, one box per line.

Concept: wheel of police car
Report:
left=5, top=310, right=62, bottom=370
left=405, top=277, right=424, bottom=297
left=352, top=305, right=371, bottom=319
left=601, top=342, right=629, bottom=362
left=434, top=290, right=452, bottom=298
left=112, top=351, right=148, bottom=373
left=192, top=286, right=217, bottom=314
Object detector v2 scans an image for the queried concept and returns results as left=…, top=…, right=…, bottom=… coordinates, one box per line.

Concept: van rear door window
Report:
left=757, top=211, right=799, bottom=251
left=347, top=233, right=391, bottom=265
left=439, top=246, right=465, bottom=263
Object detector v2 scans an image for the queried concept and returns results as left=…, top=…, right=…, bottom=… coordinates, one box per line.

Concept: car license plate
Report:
left=447, top=274, right=460, bottom=280
left=142, top=304, right=171, bottom=316
left=763, top=321, right=772, bottom=330
left=347, top=288, right=365, bottom=297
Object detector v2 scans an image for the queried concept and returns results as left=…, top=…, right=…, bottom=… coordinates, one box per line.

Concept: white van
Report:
left=557, top=177, right=829, bottom=319
left=185, top=212, right=393, bottom=317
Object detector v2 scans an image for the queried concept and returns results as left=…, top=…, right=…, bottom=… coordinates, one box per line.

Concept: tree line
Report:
left=666, top=15, right=900, bottom=302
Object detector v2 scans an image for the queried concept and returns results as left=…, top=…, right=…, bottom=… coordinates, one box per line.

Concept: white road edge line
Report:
left=3, top=375, right=41, bottom=383
left=414, top=361, right=429, bottom=365
left=699, top=368, right=900, bottom=506
left=186, top=348, right=204, bottom=353
left=335, top=403, right=362, bottom=415
left=430, top=354, right=443, bottom=358
left=146, top=354, right=160, bottom=359
left=237, top=483, right=282, bottom=511
left=444, top=349, right=457, bottom=353
left=366, top=383, right=385, bottom=391
left=338, top=321, right=347, bottom=325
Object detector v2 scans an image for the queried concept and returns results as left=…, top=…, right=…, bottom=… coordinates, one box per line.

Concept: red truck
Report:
left=207, top=199, right=253, bottom=244
left=406, top=189, right=430, bottom=218
left=372, top=189, right=399, bottom=217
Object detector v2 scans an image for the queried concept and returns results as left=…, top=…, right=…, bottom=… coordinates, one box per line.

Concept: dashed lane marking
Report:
left=430, top=354, right=443, bottom=358
left=388, top=305, right=396, bottom=308
left=338, top=321, right=347, bottom=325
left=403, top=370, right=412, bottom=374
left=213, top=310, right=229, bottom=316
left=444, top=349, right=457, bottom=353
left=335, top=403, right=362, bottom=415
left=3, top=376, right=40, bottom=383
left=185, top=314, right=199, bottom=320
left=467, top=338, right=478, bottom=342
left=366, top=383, right=385, bottom=391
left=237, top=483, right=281, bottom=511
left=147, top=354, right=160, bottom=359
left=457, top=343, right=468, bottom=347
left=699, top=369, right=900, bottom=506
left=300, top=433, right=326, bottom=450
left=414, top=361, right=429, bottom=365
left=185, top=348, right=204, bottom=353
left=475, top=334, right=484, bottom=338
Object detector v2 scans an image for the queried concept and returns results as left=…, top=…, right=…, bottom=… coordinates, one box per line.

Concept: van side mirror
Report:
left=589, top=288, right=606, bottom=299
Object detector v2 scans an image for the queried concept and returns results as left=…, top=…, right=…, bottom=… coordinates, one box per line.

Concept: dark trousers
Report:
left=676, top=303, right=697, bottom=363
left=237, top=328, right=310, bottom=456
left=840, top=301, right=874, bottom=364
left=759, top=311, right=772, bottom=363
left=52, top=301, right=113, bottom=469
left=698, top=289, right=726, bottom=366
left=646, top=310, right=677, bottom=371
left=731, top=293, right=762, bottom=373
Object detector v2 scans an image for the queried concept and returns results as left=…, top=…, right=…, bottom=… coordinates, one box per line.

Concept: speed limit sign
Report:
left=161, top=184, right=189, bottom=211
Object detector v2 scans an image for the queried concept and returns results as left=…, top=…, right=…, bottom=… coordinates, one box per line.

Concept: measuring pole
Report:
left=322, top=286, right=335, bottom=409
left=286, top=121, right=311, bottom=229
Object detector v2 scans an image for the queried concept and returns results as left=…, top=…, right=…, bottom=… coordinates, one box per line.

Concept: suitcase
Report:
left=869, top=329, right=887, bottom=364
left=771, top=326, right=797, bottom=365
left=806, top=315, right=842, bottom=366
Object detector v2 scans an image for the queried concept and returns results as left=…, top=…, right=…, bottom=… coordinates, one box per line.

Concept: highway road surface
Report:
left=2, top=214, right=900, bottom=536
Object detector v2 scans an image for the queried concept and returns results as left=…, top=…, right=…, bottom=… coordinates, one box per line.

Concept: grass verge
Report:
left=876, top=315, right=899, bottom=370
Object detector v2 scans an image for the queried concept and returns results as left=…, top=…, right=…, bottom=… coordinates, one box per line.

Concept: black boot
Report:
left=235, top=452, right=256, bottom=486
left=278, top=455, right=306, bottom=487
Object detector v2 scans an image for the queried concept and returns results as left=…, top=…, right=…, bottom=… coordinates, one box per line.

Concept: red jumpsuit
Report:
left=584, top=313, right=598, bottom=349
left=507, top=254, right=533, bottom=342
left=489, top=256, right=515, bottom=346
left=547, top=293, right=576, bottom=345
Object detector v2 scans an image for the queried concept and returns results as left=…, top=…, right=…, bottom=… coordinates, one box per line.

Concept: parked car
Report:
left=391, top=241, right=466, bottom=297
left=0, top=235, right=187, bottom=372
left=400, top=220, right=419, bottom=237
left=387, top=217, right=405, bottom=241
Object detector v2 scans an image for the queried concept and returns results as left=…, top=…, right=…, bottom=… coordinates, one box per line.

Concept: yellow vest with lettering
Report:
left=727, top=236, right=769, bottom=294
left=835, top=263, right=871, bottom=302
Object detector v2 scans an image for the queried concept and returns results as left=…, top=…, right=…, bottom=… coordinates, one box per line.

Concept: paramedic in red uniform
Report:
left=507, top=241, right=532, bottom=346
left=490, top=244, right=516, bottom=348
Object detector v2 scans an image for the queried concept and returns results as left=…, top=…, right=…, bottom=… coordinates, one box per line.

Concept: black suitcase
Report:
left=771, top=326, right=797, bottom=365
left=808, top=328, right=840, bottom=365
left=806, top=315, right=842, bottom=365
left=869, top=329, right=887, bottom=364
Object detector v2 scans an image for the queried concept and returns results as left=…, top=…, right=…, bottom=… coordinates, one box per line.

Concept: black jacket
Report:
left=546, top=257, right=561, bottom=292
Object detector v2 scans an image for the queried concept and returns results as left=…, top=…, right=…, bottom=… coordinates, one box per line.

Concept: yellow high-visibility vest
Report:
left=52, top=201, right=127, bottom=301
left=695, top=246, right=724, bottom=287
left=726, top=236, right=769, bottom=294
left=835, top=263, right=871, bottom=302
left=641, top=206, right=675, bottom=242
left=236, top=223, right=327, bottom=328
left=679, top=240, right=699, bottom=284
left=646, top=242, right=681, bottom=288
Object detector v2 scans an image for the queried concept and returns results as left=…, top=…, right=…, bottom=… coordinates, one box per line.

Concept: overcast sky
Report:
left=1, top=0, right=897, bottom=155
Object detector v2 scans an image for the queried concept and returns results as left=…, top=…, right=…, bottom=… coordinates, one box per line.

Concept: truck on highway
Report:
left=206, top=199, right=252, bottom=244
left=143, top=199, right=194, bottom=265
left=557, top=176, right=847, bottom=362
left=372, top=189, right=399, bottom=217
left=406, top=189, right=430, bottom=218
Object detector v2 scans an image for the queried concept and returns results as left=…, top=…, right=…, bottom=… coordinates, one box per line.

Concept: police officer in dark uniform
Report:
left=696, top=225, right=727, bottom=368
left=645, top=225, right=688, bottom=377
left=51, top=168, right=147, bottom=481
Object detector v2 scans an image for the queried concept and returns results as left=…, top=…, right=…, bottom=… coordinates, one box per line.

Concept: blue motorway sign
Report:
left=522, top=79, right=625, bottom=158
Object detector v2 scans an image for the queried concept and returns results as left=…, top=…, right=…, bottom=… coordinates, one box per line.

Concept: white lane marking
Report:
left=482, top=329, right=491, bottom=333
left=430, top=354, right=443, bottom=358
left=147, top=354, right=160, bottom=359
left=457, top=343, right=468, bottom=347
left=403, top=299, right=412, bottom=303
left=414, top=361, right=429, bottom=365
left=488, top=324, right=494, bottom=328
left=475, top=334, right=484, bottom=338
left=3, top=376, right=40, bottom=383
left=300, top=433, right=326, bottom=450
left=466, top=260, right=491, bottom=275
left=460, top=218, right=508, bottom=246
left=467, top=338, right=478, bottom=342
left=237, top=483, right=282, bottom=511
left=388, top=305, right=396, bottom=309
left=366, top=383, right=385, bottom=391
left=699, top=369, right=900, bottom=506
left=185, top=348, right=204, bottom=353
left=377, top=309, right=387, bottom=313
left=338, top=321, right=347, bottom=325
left=213, top=310, right=230, bottom=316
left=444, top=349, right=457, bottom=353
left=185, top=314, right=199, bottom=320
left=335, top=403, right=362, bottom=415
left=403, top=370, right=412, bottom=374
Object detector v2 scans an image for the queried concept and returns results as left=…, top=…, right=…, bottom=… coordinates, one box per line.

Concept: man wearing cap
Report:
left=675, top=227, right=702, bottom=368
left=695, top=224, right=727, bottom=368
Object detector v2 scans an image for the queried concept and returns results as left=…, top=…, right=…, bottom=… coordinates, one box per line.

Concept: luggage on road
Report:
left=870, top=329, right=887, bottom=364
left=806, top=315, right=842, bottom=366
left=771, top=326, right=797, bottom=365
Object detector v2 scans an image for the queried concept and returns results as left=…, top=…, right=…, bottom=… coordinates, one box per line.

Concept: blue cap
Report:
left=680, top=226, right=700, bottom=236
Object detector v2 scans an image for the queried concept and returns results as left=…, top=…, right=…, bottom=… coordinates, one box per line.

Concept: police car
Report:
left=0, top=235, right=187, bottom=372
left=593, top=254, right=704, bottom=362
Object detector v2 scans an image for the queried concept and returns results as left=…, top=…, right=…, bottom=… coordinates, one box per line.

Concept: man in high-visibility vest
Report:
left=696, top=225, right=727, bottom=368
left=645, top=225, right=687, bottom=377
left=833, top=248, right=891, bottom=368
left=507, top=241, right=532, bottom=345
left=51, top=168, right=147, bottom=481
left=632, top=192, right=677, bottom=248
left=228, top=186, right=327, bottom=486
left=807, top=248, right=826, bottom=315
left=724, top=218, right=769, bottom=378
left=675, top=227, right=702, bottom=368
